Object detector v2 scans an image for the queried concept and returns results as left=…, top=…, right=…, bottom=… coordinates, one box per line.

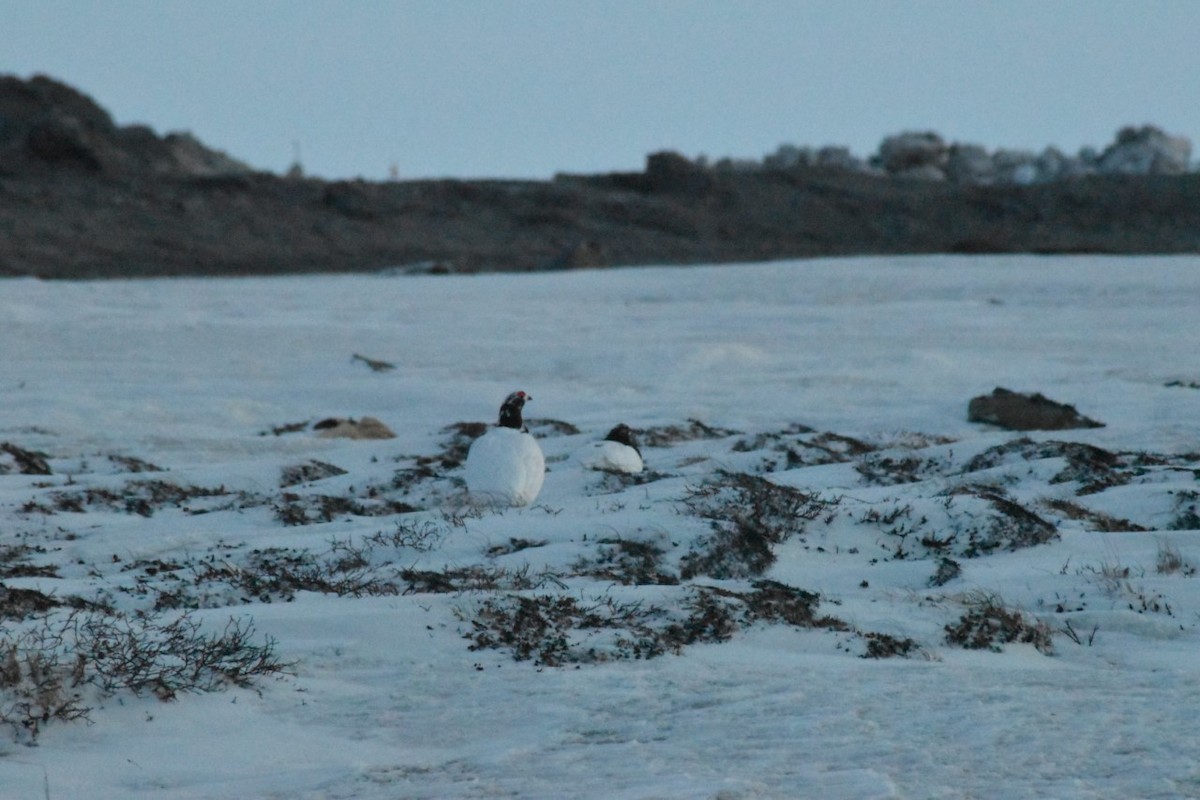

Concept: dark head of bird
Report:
left=498, top=390, right=530, bottom=430
left=604, top=423, right=641, bottom=457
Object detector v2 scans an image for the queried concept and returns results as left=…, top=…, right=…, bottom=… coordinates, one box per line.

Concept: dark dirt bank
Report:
left=2, top=75, right=1199, bottom=280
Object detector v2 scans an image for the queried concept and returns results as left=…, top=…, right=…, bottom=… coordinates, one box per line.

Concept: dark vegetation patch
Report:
left=31, top=480, right=251, bottom=517
left=953, top=488, right=1059, bottom=555
left=803, top=432, right=877, bottom=459
left=928, top=557, right=963, bottom=587
left=167, top=546, right=403, bottom=607
left=855, top=451, right=950, bottom=485
left=280, top=459, right=349, bottom=488
left=122, top=523, right=563, bottom=609
left=731, top=423, right=816, bottom=453
left=944, top=592, right=1054, bottom=654
left=640, top=419, right=741, bottom=448
left=399, top=564, right=564, bottom=595
left=0, top=442, right=52, bottom=475
left=856, top=487, right=1056, bottom=560
left=463, top=594, right=659, bottom=666
left=0, top=542, right=59, bottom=580
left=0, top=586, right=61, bottom=620
left=1, top=609, right=289, bottom=742
left=272, top=493, right=418, bottom=525
left=721, top=579, right=846, bottom=629
left=1155, top=540, right=1197, bottom=577
left=485, top=538, right=549, bottom=558
left=732, top=426, right=883, bottom=473
left=1170, top=490, right=1200, bottom=531
left=963, top=438, right=1168, bottom=494
left=1041, top=498, right=1148, bottom=532
left=134, top=545, right=398, bottom=609
left=106, top=454, right=164, bottom=473
left=434, top=422, right=489, bottom=469
left=461, top=579, right=855, bottom=667
left=679, top=472, right=837, bottom=579
left=572, top=538, right=680, bottom=586
left=366, top=517, right=447, bottom=552
left=862, top=632, right=921, bottom=659
left=527, top=418, right=582, bottom=437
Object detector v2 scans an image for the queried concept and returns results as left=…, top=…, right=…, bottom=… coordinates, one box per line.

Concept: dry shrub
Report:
left=680, top=472, right=835, bottom=579
left=639, top=419, right=739, bottom=448
left=572, top=538, right=679, bottom=586
left=1, top=610, right=289, bottom=741
left=944, top=592, right=1053, bottom=654
left=461, top=580, right=851, bottom=666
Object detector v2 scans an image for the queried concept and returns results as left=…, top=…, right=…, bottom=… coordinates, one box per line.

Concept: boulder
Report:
left=992, top=150, right=1040, bottom=186
left=946, top=144, right=995, bottom=185
left=763, top=144, right=812, bottom=170
left=815, top=146, right=870, bottom=173
left=643, top=151, right=715, bottom=194
left=877, top=131, right=947, bottom=174
left=312, top=416, right=396, bottom=440
left=1034, top=147, right=1072, bottom=183
left=763, top=144, right=870, bottom=174
left=0, top=73, right=251, bottom=176
left=893, top=164, right=946, bottom=182
left=1098, top=126, right=1192, bottom=176
left=967, top=388, right=1104, bottom=431
left=161, top=132, right=253, bottom=177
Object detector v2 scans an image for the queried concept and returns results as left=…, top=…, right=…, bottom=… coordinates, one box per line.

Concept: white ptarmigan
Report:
left=577, top=423, right=644, bottom=475
left=464, top=390, right=545, bottom=506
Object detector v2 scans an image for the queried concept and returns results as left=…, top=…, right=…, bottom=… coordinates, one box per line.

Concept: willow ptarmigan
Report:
left=464, top=390, right=545, bottom=506
left=577, top=423, right=644, bottom=475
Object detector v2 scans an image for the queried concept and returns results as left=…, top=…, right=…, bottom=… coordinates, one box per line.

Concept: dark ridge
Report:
left=2, top=75, right=1198, bottom=280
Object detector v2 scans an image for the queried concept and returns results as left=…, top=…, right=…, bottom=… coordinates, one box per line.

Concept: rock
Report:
left=25, top=115, right=109, bottom=170
left=967, top=388, right=1104, bottom=431
left=0, top=74, right=251, bottom=177
left=877, top=132, right=947, bottom=174
left=1098, top=126, right=1192, bottom=176
left=893, top=164, right=946, bottom=182
left=1035, top=147, right=1073, bottom=182
left=643, top=151, right=715, bottom=194
left=161, top=132, right=252, bottom=177
left=815, top=146, right=870, bottom=173
left=992, top=150, right=1040, bottom=186
left=762, top=144, right=869, bottom=174
left=946, top=144, right=996, bottom=185
left=312, top=416, right=396, bottom=440
left=763, top=144, right=812, bottom=170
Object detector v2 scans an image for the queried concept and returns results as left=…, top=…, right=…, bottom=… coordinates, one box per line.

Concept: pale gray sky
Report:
left=2, top=0, right=1195, bottom=180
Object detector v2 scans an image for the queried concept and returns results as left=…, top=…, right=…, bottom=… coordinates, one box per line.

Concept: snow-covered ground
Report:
left=2, top=255, right=1200, bottom=799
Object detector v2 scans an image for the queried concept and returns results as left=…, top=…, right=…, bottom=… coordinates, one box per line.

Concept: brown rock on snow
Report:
left=967, top=388, right=1105, bottom=431
left=312, top=416, right=396, bottom=440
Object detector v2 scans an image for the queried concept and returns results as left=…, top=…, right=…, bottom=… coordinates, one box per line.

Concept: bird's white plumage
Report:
left=464, top=427, right=545, bottom=506
left=577, top=440, right=644, bottom=474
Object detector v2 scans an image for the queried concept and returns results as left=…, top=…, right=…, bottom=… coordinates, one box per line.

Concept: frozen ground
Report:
left=1, top=255, right=1199, bottom=799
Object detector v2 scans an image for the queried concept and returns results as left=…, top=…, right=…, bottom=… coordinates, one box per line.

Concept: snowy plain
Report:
left=1, top=254, right=1199, bottom=799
